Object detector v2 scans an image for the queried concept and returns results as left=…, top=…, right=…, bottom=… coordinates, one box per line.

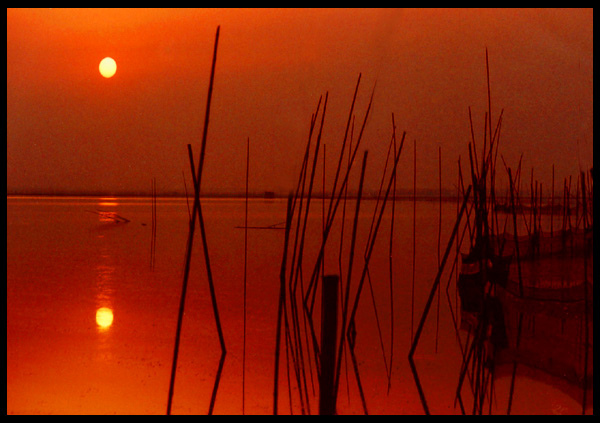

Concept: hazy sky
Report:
left=7, top=8, right=593, bottom=196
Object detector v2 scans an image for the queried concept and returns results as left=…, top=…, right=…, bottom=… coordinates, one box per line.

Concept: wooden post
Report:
left=320, top=274, right=339, bottom=415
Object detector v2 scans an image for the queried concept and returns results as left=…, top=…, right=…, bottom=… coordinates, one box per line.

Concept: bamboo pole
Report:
left=325, top=74, right=362, bottom=233
left=273, top=195, right=294, bottom=415
left=387, top=113, right=397, bottom=392
left=182, top=170, right=191, bottom=222
left=486, top=48, right=493, bottom=166
left=435, top=146, right=442, bottom=354
left=411, top=138, right=417, bottom=343
left=304, top=85, right=376, bottom=316
left=286, top=96, right=324, bottom=413
left=346, top=132, right=406, bottom=415
left=186, top=144, right=227, bottom=415
left=357, top=123, right=398, bottom=382
left=242, top=137, right=249, bottom=414
left=506, top=167, right=524, bottom=415
left=409, top=185, right=472, bottom=415
left=551, top=165, right=554, bottom=240
left=297, top=92, right=329, bottom=382
left=334, top=151, right=368, bottom=402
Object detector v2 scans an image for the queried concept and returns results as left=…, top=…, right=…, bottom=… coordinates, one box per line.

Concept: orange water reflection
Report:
left=95, top=199, right=116, bottom=336
left=98, top=197, right=119, bottom=207
left=96, top=307, right=114, bottom=330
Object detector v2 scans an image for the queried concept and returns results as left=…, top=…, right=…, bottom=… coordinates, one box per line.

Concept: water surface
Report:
left=7, top=196, right=590, bottom=414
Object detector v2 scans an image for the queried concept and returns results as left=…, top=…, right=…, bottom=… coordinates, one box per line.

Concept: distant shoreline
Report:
left=7, top=191, right=463, bottom=201
left=8, top=191, right=557, bottom=204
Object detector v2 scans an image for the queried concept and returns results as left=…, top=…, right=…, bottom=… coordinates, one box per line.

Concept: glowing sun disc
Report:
left=96, top=307, right=114, bottom=329
left=99, top=57, right=117, bottom=78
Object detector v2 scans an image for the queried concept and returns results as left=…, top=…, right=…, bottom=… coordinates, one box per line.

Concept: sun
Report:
left=99, top=57, right=117, bottom=78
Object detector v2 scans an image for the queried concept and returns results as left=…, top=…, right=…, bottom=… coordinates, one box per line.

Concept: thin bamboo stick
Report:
left=305, top=85, right=376, bottom=314
left=273, top=195, right=294, bottom=415
left=242, top=137, right=249, bottom=414
left=182, top=170, right=191, bottom=222
left=580, top=171, right=589, bottom=415
left=411, top=138, right=417, bottom=344
left=345, top=132, right=406, bottom=415
left=325, top=74, right=362, bottom=233
left=435, top=146, right=442, bottom=354
left=334, top=151, right=368, bottom=403
left=286, top=96, right=324, bottom=411
left=409, top=185, right=472, bottom=415
left=387, top=113, right=397, bottom=392
left=551, top=165, right=554, bottom=240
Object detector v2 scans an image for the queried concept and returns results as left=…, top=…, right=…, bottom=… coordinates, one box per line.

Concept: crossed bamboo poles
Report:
left=167, top=26, right=225, bottom=415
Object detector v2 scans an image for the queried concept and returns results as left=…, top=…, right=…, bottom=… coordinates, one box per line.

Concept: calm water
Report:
left=6, top=196, right=590, bottom=414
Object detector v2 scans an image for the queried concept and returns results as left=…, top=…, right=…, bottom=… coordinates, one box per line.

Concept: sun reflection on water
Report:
left=96, top=307, right=114, bottom=330
left=95, top=199, right=117, bottom=335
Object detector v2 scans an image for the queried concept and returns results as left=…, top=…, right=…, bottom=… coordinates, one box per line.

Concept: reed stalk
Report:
left=409, top=185, right=472, bottom=415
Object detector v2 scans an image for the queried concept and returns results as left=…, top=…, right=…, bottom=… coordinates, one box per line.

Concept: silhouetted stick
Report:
left=351, top=124, right=396, bottom=384
left=360, top=122, right=398, bottom=381
left=411, top=138, right=416, bottom=343
left=508, top=168, right=523, bottom=297
left=486, top=48, right=493, bottom=163
left=152, top=177, right=157, bottom=270
left=186, top=144, right=227, bottom=415
left=387, top=114, right=397, bottom=392
left=286, top=96, right=323, bottom=410
left=273, top=195, right=294, bottom=415
left=322, top=143, right=326, bottom=277
left=305, top=85, right=375, bottom=313
left=182, top=170, right=191, bottom=222
left=506, top=313, right=523, bottom=415
left=297, top=92, right=329, bottom=299
left=295, top=92, right=328, bottom=383
left=365, top=266, right=389, bottom=378
left=409, top=185, right=472, bottom=415
left=338, top=116, right=355, bottom=303
left=325, top=74, right=362, bottom=231
left=345, top=132, right=406, bottom=414
left=299, top=87, right=376, bottom=398
left=242, top=137, right=249, bottom=414
left=339, top=117, right=354, bottom=404
left=365, top=127, right=394, bottom=251
left=506, top=167, right=523, bottom=415
left=435, top=146, right=442, bottom=353
left=580, top=172, right=589, bottom=415
left=467, top=108, right=479, bottom=183
left=334, top=151, right=367, bottom=402
left=550, top=165, right=554, bottom=240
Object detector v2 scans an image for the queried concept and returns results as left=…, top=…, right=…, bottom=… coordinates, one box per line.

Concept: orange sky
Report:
left=7, top=8, right=593, bottom=196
